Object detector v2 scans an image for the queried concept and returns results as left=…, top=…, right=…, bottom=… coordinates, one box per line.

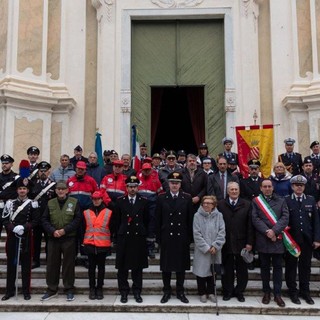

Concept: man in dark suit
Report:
left=240, top=159, right=263, bottom=201
left=181, top=154, right=207, bottom=214
left=156, top=171, right=193, bottom=304
left=207, top=156, right=238, bottom=200
left=218, top=181, right=254, bottom=302
left=252, top=179, right=289, bottom=307
left=114, top=176, right=149, bottom=304
left=284, top=175, right=320, bottom=305
left=278, top=138, right=302, bottom=176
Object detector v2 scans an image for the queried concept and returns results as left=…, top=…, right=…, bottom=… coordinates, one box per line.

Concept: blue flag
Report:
left=95, top=132, right=104, bottom=166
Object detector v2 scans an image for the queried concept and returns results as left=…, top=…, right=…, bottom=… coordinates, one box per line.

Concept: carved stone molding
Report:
left=120, top=90, right=131, bottom=113
left=151, top=0, right=204, bottom=9
left=91, top=0, right=114, bottom=24
left=225, top=89, right=236, bottom=112
left=241, top=0, right=261, bottom=32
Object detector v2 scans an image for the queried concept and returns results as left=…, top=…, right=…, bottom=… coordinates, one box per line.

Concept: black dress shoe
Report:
left=177, top=293, right=189, bottom=303
left=1, top=293, right=14, bottom=301
left=24, top=293, right=31, bottom=300
left=120, top=294, right=128, bottom=303
left=31, top=262, right=40, bottom=269
left=134, top=294, right=143, bottom=303
left=274, top=295, right=285, bottom=307
left=262, top=292, right=271, bottom=304
left=160, top=293, right=171, bottom=303
left=236, top=293, right=245, bottom=302
left=290, top=295, right=301, bottom=304
left=223, top=294, right=232, bottom=301
left=301, top=294, right=314, bottom=305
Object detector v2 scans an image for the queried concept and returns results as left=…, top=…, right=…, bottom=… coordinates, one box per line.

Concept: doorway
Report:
left=151, top=86, right=204, bottom=155
left=131, top=19, right=225, bottom=156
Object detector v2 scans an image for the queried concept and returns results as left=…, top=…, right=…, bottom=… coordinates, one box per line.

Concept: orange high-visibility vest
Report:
left=83, top=208, right=112, bottom=247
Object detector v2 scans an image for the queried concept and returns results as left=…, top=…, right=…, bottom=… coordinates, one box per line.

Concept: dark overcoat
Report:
left=114, top=194, right=149, bottom=270
left=156, top=191, right=193, bottom=272
left=217, top=197, right=254, bottom=254
left=251, top=194, right=289, bottom=254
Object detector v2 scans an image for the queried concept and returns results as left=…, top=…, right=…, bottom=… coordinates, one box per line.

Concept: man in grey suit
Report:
left=207, top=156, right=238, bottom=200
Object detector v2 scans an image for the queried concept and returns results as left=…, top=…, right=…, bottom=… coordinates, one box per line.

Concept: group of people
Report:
left=0, top=137, right=320, bottom=308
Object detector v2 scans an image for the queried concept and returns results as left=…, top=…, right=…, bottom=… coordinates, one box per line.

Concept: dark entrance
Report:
left=151, top=86, right=205, bottom=155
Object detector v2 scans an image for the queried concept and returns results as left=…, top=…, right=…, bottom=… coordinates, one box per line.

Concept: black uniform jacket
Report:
left=156, top=191, right=193, bottom=272
left=114, top=194, right=149, bottom=270
left=285, top=194, right=320, bottom=246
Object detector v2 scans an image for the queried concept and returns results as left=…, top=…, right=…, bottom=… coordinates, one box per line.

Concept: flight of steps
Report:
left=0, top=232, right=320, bottom=315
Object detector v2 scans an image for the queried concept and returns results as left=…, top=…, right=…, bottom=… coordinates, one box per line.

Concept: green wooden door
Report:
left=131, top=20, right=225, bottom=155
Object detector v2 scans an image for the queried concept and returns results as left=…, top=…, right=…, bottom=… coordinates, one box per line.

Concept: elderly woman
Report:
left=269, top=162, right=292, bottom=197
left=193, top=195, right=226, bottom=303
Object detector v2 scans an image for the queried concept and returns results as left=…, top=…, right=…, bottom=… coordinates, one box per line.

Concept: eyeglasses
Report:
left=203, top=202, right=214, bottom=205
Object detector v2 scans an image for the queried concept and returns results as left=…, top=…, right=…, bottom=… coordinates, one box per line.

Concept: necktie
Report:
left=231, top=201, right=235, bottom=207
left=220, top=174, right=225, bottom=198
left=130, top=198, right=134, bottom=206
left=173, top=195, right=178, bottom=200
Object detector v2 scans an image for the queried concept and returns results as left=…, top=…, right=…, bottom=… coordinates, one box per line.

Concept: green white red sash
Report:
left=255, top=194, right=301, bottom=257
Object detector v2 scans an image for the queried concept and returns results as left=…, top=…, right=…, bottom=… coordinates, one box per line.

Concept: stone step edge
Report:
left=0, top=295, right=320, bottom=315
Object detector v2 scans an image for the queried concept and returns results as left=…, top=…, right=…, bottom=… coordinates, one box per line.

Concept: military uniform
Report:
left=156, top=172, right=193, bottom=301
left=278, top=153, right=302, bottom=176
left=114, top=176, right=149, bottom=301
left=30, top=161, right=56, bottom=268
left=0, top=154, right=18, bottom=237
left=284, top=175, right=320, bottom=303
left=2, top=181, right=40, bottom=300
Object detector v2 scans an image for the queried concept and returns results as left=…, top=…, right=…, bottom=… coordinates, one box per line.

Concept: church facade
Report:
left=0, top=0, right=319, bottom=167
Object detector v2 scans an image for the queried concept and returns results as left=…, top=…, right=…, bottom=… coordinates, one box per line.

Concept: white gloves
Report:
left=13, top=225, right=24, bottom=236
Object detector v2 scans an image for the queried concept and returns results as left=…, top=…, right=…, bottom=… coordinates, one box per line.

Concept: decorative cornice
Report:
left=0, top=77, right=76, bottom=115
left=120, top=90, right=131, bottom=113
left=151, top=0, right=204, bottom=9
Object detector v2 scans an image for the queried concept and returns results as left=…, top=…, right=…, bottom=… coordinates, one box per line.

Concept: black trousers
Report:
left=162, top=271, right=185, bottom=295
left=222, top=253, right=248, bottom=295
left=117, top=268, right=143, bottom=295
left=196, top=276, right=215, bottom=295
left=33, top=225, right=47, bottom=263
left=5, top=232, right=32, bottom=295
left=259, top=252, right=283, bottom=296
left=88, top=252, right=107, bottom=289
left=285, top=240, right=312, bottom=296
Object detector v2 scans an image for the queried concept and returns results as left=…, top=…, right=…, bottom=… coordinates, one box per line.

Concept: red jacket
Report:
left=100, top=173, right=127, bottom=201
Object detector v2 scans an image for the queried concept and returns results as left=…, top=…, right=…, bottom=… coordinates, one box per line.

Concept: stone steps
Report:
left=1, top=234, right=320, bottom=314
left=0, top=294, right=320, bottom=315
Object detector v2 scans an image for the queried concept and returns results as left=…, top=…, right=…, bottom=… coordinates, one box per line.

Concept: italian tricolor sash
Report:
left=255, top=194, right=301, bottom=257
